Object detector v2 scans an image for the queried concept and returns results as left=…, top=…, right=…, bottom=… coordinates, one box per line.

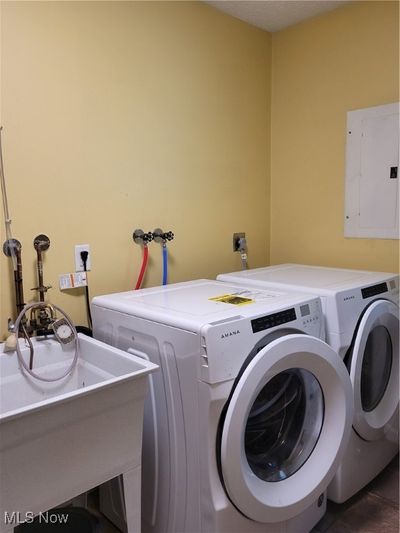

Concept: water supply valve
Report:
left=153, top=228, right=174, bottom=244
left=30, top=234, right=55, bottom=335
left=2, top=238, right=21, bottom=258
left=31, top=234, right=52, bottom=299
left=133, top=229, right=154, bottom=246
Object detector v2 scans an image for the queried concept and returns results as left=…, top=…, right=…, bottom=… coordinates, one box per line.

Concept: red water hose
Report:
left=135, top=245, right=149, bottom=290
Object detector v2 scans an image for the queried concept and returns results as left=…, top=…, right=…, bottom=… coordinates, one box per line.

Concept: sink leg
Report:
left=123, top=466, right=141, bottom=533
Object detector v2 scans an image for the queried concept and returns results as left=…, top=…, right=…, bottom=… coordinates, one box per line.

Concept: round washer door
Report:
left=349, top=299, right=399, bottom=441
left=220, top=334, right=353, bottom=524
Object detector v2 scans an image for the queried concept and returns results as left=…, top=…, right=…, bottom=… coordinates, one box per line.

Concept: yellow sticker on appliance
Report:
left=209, top=294, right=254, bottom=306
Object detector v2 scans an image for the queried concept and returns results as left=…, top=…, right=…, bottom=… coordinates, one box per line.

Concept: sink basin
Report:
left=0, top=334, right=157, bottom=532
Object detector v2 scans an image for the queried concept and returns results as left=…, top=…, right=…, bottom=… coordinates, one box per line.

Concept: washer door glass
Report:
left=245, top=368, right=324, bottom=482
left=361, top=325, right=392, bottom=413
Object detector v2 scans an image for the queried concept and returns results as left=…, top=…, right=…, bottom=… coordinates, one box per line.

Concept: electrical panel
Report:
left=344, top=102, right=399, bottom=239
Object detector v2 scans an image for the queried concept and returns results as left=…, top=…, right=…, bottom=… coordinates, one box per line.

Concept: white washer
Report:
left=217, top=264, right=399, bottom=503
left=92, top=280, right=353, bottom=532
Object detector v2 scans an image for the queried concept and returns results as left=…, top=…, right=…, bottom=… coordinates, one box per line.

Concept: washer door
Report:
left=220, top=334, right=353, bottom=524
left=349, top=299, right=399, bottom=441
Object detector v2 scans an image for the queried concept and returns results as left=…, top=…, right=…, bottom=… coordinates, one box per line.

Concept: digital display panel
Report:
left=251, top=308, right=297, bottom=333
left=361, top=283, right=388, bottom=299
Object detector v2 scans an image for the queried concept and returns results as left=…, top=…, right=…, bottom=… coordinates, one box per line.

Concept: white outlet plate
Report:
left=75, top=244, right=91, bottom=272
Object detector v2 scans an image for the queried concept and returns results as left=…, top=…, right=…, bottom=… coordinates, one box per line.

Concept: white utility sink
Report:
left=0, top=334, right=158, bottom=533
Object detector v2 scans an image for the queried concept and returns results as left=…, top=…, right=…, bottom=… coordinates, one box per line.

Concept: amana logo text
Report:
left=221, top=330, right=240, bottom=339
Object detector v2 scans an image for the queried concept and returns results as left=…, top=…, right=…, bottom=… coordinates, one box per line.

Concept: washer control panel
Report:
left=361, top=282, right=388, bottom=299
left=251, top=308, right=296, bottom=333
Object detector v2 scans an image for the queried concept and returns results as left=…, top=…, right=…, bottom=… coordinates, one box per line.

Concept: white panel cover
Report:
left=344, top=102, right=399, bottom=239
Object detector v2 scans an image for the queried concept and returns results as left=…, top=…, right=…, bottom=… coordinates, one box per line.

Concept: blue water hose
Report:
left=162, top=245, right=168, bottom=285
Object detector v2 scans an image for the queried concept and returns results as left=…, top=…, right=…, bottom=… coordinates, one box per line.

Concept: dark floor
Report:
left=96, top=456, right=399, bottom=532
left=312, top=455, right=399, bottom=533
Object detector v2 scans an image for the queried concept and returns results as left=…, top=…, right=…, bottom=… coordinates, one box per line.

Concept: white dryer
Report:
left=92, top=280, right=353, bottom=533
left=217, top=264, right=399, bottom=503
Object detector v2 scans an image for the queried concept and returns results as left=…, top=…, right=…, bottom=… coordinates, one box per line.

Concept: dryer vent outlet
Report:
left=233, top=232, right=246, bottom=252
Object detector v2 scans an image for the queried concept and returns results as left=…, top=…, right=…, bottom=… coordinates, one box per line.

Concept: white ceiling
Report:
left=205, top=1, right=351, bottom=32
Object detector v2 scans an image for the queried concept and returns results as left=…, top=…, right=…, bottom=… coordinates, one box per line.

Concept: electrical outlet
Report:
left=233, top=232, right=246, bottom=252
left=75, top=244, right=91, bottom=272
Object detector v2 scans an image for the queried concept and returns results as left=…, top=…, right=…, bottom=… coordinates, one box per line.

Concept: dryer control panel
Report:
left=327, top=275, right=399, bottom=354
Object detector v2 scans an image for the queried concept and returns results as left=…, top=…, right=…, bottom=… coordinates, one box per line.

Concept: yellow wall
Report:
left=1, top=1, right=399, bottom=339
left=270, top=1, right=399, bottom=272
left=0, top=1, right=271, bottom=336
